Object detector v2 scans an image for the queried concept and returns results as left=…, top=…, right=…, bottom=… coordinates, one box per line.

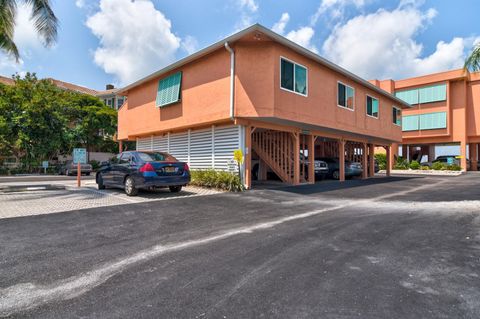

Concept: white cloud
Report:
left=0, top=3, right=45, bottom=75
left=311, top=0, right=367, bottom=25
left=237, top=0, right=258, bottom=12
left=286, top=27, right=318, bottom=53
left=272, top=13, right=290, bottom=34
left=75, top=0, right=85, bottom=8
left=86, top=0, right=181, bottom=85
left=234, top=0, right=259, bottom=30
left=272, top=13, right=318, bottom=53
left=322, top=5, right=475, bottom=79
left=181, top=35, right=199, bottom=55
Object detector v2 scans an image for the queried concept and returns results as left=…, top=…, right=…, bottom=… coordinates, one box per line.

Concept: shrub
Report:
left=394, top=157, right=409, bottom=170
left=374, top=153, right=387, bottom=170
left=409, top=160, right=421, bottom=170
left=421, top=165, right=430, bottom=170
left=0, top=167, right=9, bottom=175
left=89, top=160, right=100, bottom=171
left=446, top=164, right=461, bottom=171
left=432, top=162, right=446, bottom=171
left=190, top=169, right=244, bottom=192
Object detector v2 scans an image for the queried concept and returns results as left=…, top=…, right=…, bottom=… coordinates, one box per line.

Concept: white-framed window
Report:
left=337, top=81, right=355, bottom=110
left=280, top=57, right=308, bottom=96
left=366, top=95, right=379, bottom=118
left=392, top=106, right=402, bottom=126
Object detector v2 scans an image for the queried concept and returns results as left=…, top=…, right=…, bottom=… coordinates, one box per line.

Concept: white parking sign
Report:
left=73, top=148, right=87, bottom=164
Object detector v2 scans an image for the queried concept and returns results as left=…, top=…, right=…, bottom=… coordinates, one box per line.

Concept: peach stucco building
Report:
left=371, top=69, right=480, bottom=171
left=117, top=24, right=409, bottom=188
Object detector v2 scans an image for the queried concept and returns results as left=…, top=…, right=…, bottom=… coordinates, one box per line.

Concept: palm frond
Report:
left=0, top=0, right=19, bottom=60
left=464, top=44, right=480, bottom=72
left=25, top=0, right=58, bottom=46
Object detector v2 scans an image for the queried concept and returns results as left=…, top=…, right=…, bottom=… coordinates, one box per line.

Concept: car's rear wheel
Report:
left=169, top=185, right=182, bottom=193
left=96, top=173, right=105, bottom=190
left=124, top=176, right=138, bottom=196
left=332, top=170, right=340, bottom=180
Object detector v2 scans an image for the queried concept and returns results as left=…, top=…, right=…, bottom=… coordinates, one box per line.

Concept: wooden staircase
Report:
left=252, top=130, right=300, bottom=184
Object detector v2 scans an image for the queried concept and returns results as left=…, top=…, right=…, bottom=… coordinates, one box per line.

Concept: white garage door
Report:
left=136, top=125, right=241, bottom=171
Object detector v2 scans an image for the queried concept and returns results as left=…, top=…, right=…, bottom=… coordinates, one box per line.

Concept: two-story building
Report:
left=117, top=24, right=409, bottom=188
left=371, top=69, right=480, bottom=171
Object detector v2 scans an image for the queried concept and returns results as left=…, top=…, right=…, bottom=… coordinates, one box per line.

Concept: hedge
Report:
left=189, top=169, right=244, bottom=192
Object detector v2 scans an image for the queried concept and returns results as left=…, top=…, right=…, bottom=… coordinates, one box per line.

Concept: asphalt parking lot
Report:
left=1, top=173, right=480, bottom=318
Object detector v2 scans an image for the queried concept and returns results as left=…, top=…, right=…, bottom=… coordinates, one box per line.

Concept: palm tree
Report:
left=464, top=44, right=480, bottom=72
left=0, top=0, right=58, bottom=61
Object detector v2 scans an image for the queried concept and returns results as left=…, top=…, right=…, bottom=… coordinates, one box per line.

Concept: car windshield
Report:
left=137, top=152, right=177, bottom=162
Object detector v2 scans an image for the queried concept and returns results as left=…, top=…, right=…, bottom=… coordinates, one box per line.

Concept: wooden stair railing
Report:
left=251, top=130, right=296, bottom=184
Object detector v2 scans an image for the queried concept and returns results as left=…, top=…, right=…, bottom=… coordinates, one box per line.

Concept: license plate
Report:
left=165, top=166, right=175, bottom=173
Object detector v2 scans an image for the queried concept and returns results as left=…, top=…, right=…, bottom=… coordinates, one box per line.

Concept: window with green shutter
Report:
left=419, top=112, right=447, bottom=130
left=395, top=89, right=419, bottom=105
left=366, top=95, right=379, bottom=118
left=156, top=72, right=182, bottom=107
left=419, top=84, right=447, bottom=103
left=395, top=83, right=446, bottom=105
left=402, top=115, right=419, bottom=131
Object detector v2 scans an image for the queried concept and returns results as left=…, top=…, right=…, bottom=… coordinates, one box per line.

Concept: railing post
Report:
left=293, top=132, right=300, bottom=185
left=245, top=126, right=252, bottom=189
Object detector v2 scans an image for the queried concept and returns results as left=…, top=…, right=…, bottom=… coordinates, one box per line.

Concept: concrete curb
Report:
left=378, top=170, right=463, bottom=176
left=0, top=184, right=66, bottom=193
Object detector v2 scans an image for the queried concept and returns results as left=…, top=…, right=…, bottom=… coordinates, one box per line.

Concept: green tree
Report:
left=0, top=0, right=58, bottom=61
left=464, top=44, right=480, bottom=72
left=0, top=73, right=118, bottom=171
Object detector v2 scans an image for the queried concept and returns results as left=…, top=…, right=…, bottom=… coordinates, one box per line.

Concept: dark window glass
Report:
left=281, top=59, right=294, bottom=91
left=137, top=152, right=177, bottom=162
left=338, top=83, right=346, bottom=106
left=119, top=153, right=130, bottom=164
left=294, top=64, right=307, bottom=95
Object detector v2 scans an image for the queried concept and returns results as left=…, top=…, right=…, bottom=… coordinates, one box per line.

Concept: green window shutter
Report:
left=402, top=115, right=419, bottom=131
left=419, top=84, right=447, bottom=103
left=419, top=112, right=447, bottom=130
left=395, top=89, right=419, bottom=105
left=156, top=72, right=182, bottom=107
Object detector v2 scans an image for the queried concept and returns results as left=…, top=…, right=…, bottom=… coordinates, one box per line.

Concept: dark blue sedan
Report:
left=96, top=151, right=190, bottom=196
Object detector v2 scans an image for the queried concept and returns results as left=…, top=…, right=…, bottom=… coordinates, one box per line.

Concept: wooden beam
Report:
left=385, top=145, right=391, bottom=177
left=339, top=140, right=345, bottom=182
left=245, top=125, right=252, bottom=189
left=362, top=142, right=368, bottom=179
left=369, top=144, right=375, bottom=177
left=293, top=132, right=300, bottom=185
left=308, top=134, right=315, bottom=184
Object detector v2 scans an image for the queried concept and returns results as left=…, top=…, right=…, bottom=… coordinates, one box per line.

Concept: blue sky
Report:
left=0, top=0, right=478, bottom=91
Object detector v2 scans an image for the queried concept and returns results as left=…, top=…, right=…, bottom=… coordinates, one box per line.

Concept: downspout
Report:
left=224, top=42, right=235, bottom=120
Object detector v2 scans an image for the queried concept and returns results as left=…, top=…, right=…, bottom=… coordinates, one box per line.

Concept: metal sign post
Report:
left=42, top=161, right=49, bottom=174
left=73, top=148, right=87, bottom=187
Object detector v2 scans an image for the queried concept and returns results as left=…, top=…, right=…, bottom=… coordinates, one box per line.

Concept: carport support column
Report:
left=470, top=143, right=478, bottom=171
left=386, top=145, right=392, bottom=177
left=362, top=143, right=368, bottom=179
left=308, top=135, right=315, bottom=184
left=293, top=132, right=300, bottom=185
left=245, top=126, right=252, bottom=189
left=368, top=144, right=375, bottom=177
left=460, top=140, right=468, bottom=171
left=339, top=140, right=345, bottom=182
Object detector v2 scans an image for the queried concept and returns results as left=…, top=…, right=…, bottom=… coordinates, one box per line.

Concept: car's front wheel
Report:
left=96, top=173, right=105, bottom=190
left=124, top=176, right=138, bottom=196
left=169, top=185, right=182, bottom=193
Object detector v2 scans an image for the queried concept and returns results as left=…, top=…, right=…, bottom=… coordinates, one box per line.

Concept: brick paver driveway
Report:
left=0, top=181, right=220, bottom=219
